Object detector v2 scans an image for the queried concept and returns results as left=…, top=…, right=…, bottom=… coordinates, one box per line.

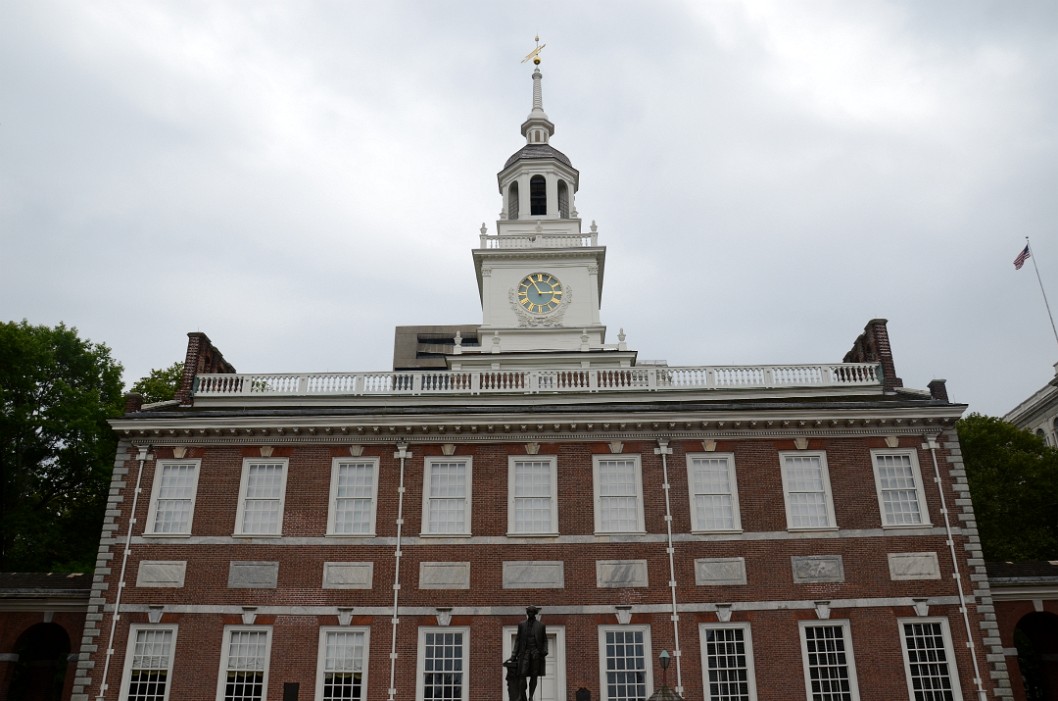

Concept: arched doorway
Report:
left=6, top=623, right=71, bottom=701
left=1014, top=611, right=1058, bottom=700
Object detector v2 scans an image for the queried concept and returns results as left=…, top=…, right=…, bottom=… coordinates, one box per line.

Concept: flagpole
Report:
left=1025, top=236, right=1058, bottom=351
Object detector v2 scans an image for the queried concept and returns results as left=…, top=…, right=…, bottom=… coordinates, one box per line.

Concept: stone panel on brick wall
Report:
left=502, top=561, right=564, bottom=589
left=136, top=561, right=186, bottom=588
left=694, top=557, right=747, bottom=586
left=227, top=561, right=279, bottom=589
left=888, top=552, right=941, bottom=581
left=791, top=555, right=844, bottom=583
left=596, top=560, right=648, bottom=588
left=322, top=562, right=374, bottom=589
left=419, top=562, right=470, bottom=589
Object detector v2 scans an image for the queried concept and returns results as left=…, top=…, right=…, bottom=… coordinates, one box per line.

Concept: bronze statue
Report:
left=507, top=605, right=548, bottom=701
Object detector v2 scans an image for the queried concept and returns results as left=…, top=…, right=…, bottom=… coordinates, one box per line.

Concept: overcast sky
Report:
left=3, top=1, right=1057, bottom=417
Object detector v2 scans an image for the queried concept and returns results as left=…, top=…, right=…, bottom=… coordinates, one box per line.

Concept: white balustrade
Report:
left=193, top=363, right=881, bottom=398
left=479, top=232, right=598, bottom=249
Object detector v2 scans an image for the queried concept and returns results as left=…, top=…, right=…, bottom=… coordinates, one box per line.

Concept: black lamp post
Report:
left=659, top=649, right=670, bottom=689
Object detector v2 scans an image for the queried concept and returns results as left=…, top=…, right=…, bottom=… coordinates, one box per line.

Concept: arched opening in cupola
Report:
left=508, top=182, right=519, bottom=220
left=557, top=180, right=570, bottom=219
left=530, top=175, right=547, bottom=216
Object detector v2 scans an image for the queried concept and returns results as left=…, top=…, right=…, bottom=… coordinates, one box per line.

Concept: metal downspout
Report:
left=926, top=434, right=987, bottom=701
left=97, top=444, right=151, bottom=701
left=655, top=438, right=684, bottom=694
left=387, top=442, right=410, bottom=701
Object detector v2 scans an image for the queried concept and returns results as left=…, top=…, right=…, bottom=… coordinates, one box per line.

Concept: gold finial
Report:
left=521, top=35, right=546, bottom=65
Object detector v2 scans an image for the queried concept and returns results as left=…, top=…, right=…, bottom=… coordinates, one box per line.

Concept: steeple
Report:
left=521, top=68, right=555, bottom=145
left=497, top=47, right=580, bottom=226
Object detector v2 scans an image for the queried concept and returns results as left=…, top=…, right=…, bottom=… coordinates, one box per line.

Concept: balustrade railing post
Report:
left=764, top=367, right=775, bottom=387
left=298, top=375, right=308, bottom=394
left=471, top=372, right=481, bottom=395
left=589, top=369, right=599, bottom=392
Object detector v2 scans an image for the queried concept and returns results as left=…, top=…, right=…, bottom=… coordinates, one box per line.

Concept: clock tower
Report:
left=470, top=62, right=618, bottom=362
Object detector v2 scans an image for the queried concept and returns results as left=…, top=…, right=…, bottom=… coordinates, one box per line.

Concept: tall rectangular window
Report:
left=316, top=628, right=369, bottom=701
left=599, top=626, right=652, bottom=701
left=235, top=460, right=288, bottom=536
left=780, top=452, right=836, bottom=530
left=700, top=624, right=756, bottom=701
left=508, top=457, right=558, bottom=534
left=217, top=627, right=271, bottom=701
left=872, top=451, right=928, bottom=527
left=800, top=622, right=860, bottom=701
left=120, top=626, right=177, bottom=701
left=593, top=456, right=645, bottom=533
left=416, top=628, right=469, bottom=701
left=423, top=458, right=472, bottom=535
left=328, top=459, right=379, bottom=535
left=145, top=461, right=200, bottom=535
left=899, top=619, right=963, bottom=701
left=687, top=454, right=741, bottom=532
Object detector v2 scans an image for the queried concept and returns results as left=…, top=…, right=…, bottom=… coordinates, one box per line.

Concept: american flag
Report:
left=1014, top=244, right=1031, bottom=270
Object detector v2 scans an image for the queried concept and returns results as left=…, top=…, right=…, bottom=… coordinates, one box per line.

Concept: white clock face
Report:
left=517, top=272, right=564, bottom=314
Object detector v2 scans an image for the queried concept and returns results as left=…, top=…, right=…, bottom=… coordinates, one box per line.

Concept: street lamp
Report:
left=659, top=650, right=670, bottom=689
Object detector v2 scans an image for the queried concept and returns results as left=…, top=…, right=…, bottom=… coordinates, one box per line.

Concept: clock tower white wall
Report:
left=472, top=64, right=611, bottom=355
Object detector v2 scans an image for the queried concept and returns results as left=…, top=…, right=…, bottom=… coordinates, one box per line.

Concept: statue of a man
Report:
left=508, top=605, right=547, bottom=701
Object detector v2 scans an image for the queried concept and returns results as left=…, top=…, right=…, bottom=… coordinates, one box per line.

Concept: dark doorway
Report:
left=6, top=623, right=71, bottom=701
left=1014, top=611, right=1058, bottom=701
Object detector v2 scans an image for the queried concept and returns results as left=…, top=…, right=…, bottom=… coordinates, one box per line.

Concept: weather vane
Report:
left=521, top=35, right=546, bottom=65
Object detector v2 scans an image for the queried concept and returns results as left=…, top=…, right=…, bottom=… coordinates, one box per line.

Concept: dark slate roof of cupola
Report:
left=503, top=143, right=575, bottom=170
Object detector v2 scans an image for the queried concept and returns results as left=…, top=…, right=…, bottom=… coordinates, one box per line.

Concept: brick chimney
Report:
left=175, top=332, right=236, bottom=406
left=843, top=318, right=903, bottom=392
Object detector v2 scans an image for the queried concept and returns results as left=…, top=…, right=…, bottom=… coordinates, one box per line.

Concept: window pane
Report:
left=322, top=631, right=365, bottom=701
left=691, top=457, right=736, bottom=530
left=423, top=631, right=464, bottom=701
left=127, top=629, right=173, bottom=701
left=427, top=462, right=468, bottom=533
left=903, top=622, right=956, bottom=701
left=605, top=630, right=647, bottom=701
left=804, top=625, right=854, bottom=701
left=153, top=464, right=196, bottom=533
left=704, top=628, right=751, bottom=701
left=513, top=460, right=553, bottom=533
left=598, top=459, right=640, bottom=532
left=223, top=630, right=268, bottom=701
left=241, top=463, right=284, bottom=534
left=334, top=462, right=375, bottom=534
left=876, top=454, right=923, bottom=525
left=784, top=456, right=831, bottom=528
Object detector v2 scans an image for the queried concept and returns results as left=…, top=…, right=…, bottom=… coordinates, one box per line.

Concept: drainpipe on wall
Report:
left=925, top=434, right=987, bottom=701
left=96, top=444, right=151, bottom=701
left=655, top=438, right=684, bottom=695
left=387, top=442, right=410, bottom=701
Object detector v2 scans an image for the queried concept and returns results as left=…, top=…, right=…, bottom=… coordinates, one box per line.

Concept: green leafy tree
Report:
left=0, top=321, right=124, bottom=571
left=957, top=413, right=1058, bottom=561
left=130, top=361, right=184, bottom=404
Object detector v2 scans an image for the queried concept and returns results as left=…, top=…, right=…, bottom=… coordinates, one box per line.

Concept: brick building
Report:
left=69, top=63, right=1015, bottom=701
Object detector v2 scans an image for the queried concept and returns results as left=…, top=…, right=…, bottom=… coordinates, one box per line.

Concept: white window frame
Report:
left=798, top=620, right=861, bottom=701
left=416, top=626, right=470, bottom=701
left=144, top=460, right=201, bottom=536
left=327, top=458, right=379, bottom=536
left=779, top=452, right=837, bottom=530
left=871, top=449, right=930, bottom=528
left=315, top=626, right=370, bottom=701
left=421, top=457, right=473, bottom=536
left=897, top=617, right=964, bottom=701
left=598, top=625, right=653, bottom=701
left=700, top=622, right=757, bottom=701
left=216, top=626, right=272, bottom=701
left=234, top=458, right=288, bottom=537
left=119, top=624, right=178, bottom=701
left=508, top=455, right=558, bottom=535
left=686, top=453, right=742, bottom=533
left=592, top=455, right=645, bottom=534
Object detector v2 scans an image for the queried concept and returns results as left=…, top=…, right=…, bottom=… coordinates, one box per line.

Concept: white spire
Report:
left=521, top=67, right=555, bottom=144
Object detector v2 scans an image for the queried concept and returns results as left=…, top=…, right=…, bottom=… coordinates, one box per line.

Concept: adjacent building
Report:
left=68, top=64, right=1015, bottom=701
